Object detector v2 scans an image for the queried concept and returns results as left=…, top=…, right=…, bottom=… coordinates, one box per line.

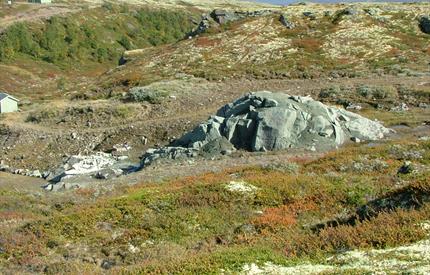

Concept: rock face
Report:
left=210, top=9, right=274, bottom=25
left=189, top=9, right=276, bottom=37
left=419, top=16, right=430, bottom=34
left=141, top=92, right=391, bottom=166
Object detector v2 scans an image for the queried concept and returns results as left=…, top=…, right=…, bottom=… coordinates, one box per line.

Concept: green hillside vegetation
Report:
left=0, top=5, right=197, bottom=67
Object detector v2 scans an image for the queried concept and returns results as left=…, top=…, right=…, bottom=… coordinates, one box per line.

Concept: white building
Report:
left=0, top=92, right=19, bottom=114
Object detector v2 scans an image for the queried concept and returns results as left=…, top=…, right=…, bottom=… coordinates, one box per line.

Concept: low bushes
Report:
left=126, top=87, right=169, bottom=104
left=0, top=7, right=196, bottom=66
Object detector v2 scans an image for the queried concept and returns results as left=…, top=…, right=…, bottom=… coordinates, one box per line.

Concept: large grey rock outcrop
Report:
left=141, top=92, right=391, bottom=166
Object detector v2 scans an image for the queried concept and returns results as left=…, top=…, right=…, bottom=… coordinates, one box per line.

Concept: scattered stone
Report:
left=28, top=170, right=42, bottom=178
left=0, top=163, right=10, bottom=172
left=44, top=153, right=137, bottom=191
left=280, top=14, right=295, bottom=29
left=419, top=15, right=430, bottom=34
left=128, top=244, right=140, bottom=254
left=225, top=181, right=259, bottom=194
left=235, top=224, right=257, bottom=235
left=390, top=103, right=409, bottom=112
left=351, top=137, right=361, bottom=143
left=101, top=259, right=115, bottom=270
left=112, top=143, right=132, bottom=153
left=303, top=12, right=316, bottom=20
left=346, top=103, right=362, bottom=111
left=95, top=168, right=123, bottom=180
left=190, top=14, right=211, bottom=36
left=419, top=103, right=428, bottom=109
left=141, top=147, right=198, bottom=166
left=211, top=9, right=230, bottom=24
left=364, top=8, right=380, bottom=16
left=340, top=7, right=360, bottom=17
left=398, top=161, right=414, bottom=175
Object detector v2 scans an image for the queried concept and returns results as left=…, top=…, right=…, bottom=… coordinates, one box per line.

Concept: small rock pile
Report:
left=0, top=162, right=46, bottom=178
left=44, top=153, right=135, bottom=191
left=141, top=91, right=391, bottom=166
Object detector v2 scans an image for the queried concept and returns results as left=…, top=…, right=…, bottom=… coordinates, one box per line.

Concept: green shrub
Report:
left=114, top=105, right=134, bottom=118
left=319, top=85, right=342, bottom=99
left=0, top=23, right=40, bottom=60
left=126, top=87, right=169, bottom=104
left=0, top=8, right=195, bottom=65
left=26, top=109, right=59, bottom=123
left=118, top=36, right=133, bottom=50
left=356, top=85, right=397, bottom=100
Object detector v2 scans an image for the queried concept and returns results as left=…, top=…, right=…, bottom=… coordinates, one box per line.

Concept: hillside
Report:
left=100, top=2, right=430, bottom=94
left=0, top=1, right=430, bottom=274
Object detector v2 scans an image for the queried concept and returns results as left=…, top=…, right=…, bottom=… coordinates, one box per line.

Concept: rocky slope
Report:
left=100, top=2, right=430, bottom=96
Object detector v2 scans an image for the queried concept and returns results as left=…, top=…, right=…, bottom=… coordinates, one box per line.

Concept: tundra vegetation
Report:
left=0, top=139, right=429, bottom=273
left=0, top=1, right=429, bottom=274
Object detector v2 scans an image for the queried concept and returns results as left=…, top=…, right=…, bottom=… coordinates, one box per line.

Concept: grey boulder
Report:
left=280, top=14, right=296, bottom=29
left=419, top=16, right=430, bottom=34
left=141, top=92, right=391, bottom=166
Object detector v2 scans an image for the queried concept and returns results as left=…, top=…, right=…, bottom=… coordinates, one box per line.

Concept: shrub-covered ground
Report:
left=0, top=3, right=198, bottom=98
left=101, top=2, right=430, bottom=93
left=0, top=4, right=196, bottom=67
left=1, top=138, right=429, bottom=273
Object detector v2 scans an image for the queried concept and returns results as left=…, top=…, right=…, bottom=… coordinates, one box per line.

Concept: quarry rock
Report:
left=141, top=92, right=391, bottom=167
